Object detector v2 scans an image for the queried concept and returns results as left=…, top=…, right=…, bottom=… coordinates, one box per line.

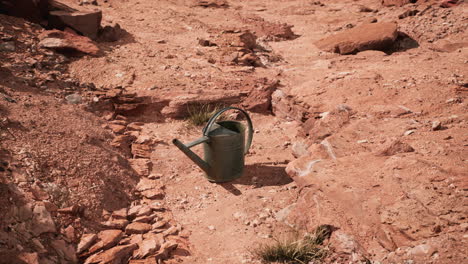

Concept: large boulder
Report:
left=0, top=0, right=48, bottom=23
left=48, top=10, right=102, bottom=39
left=315, top=22, right=399, bottom=55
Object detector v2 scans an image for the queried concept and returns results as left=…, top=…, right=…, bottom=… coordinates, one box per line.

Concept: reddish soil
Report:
left=0, top=0, right=467, bottom=263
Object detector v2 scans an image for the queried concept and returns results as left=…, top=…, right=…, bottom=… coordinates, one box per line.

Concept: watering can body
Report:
left=172, top=107, right=253, bottom=183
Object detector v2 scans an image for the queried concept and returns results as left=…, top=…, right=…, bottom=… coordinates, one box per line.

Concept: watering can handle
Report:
left=203, top=107, right=253, bottom=155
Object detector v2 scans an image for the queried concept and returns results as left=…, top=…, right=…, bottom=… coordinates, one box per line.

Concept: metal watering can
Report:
left=172, top=107, right=253, bottom=183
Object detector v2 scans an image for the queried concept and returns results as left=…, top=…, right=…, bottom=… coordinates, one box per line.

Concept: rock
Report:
left=18, top=252, right=40, bottom=264
left=99, top=23, right=123, bottom=42
left=315, top=22, right=399, bottom=55
left=152, top=220, right=167, bottom=229
left=376, top=139, right=414, bottom=156
left=57, top=205, right=82, bottom=215
left=63, top=225, right=76, bottom=242
left=194, top=0, right=228, bottom=8
left=431, top=120, right=442, bottom=131
left=129, top=159, right=152, bottom=176
left=407, top=244, right=436, bottom=257
left=101, top=218, right=129, bottom=229
left=398, top=10, right=419, bottom=19
left=131, top=144, right=152, bottom=159
left=65, top=93, right=83, bottom=104
left=77, top=233, right=98, bottom=254
left=31, top=204, right=56, bottom=236
left=126, top=222, right=152, bottom=234
left=133, top=238, right=162, bottom=259
left=111, top=135, right=135, bottom=149
left=134, top=214, right=156, bottom=223
left=49, top=10, right=102, bottom=39
left=51, top=239, right=77, bottom=263
left=142, top=189, right=165, bottom=200
left=108, top=123, right=126, bottom=134
left=88, top=230, right=124, bottom=254
left=112, top=208, right=128, bottom=219
left=155, top=241, right=178, bottom=260
left=440, top=0, right=460, bottom=8
left=136, top=178, right=161, bottom=192
left=0, top=41, right=16, bottom=52
left=242, top=79, right=279, bottom=113
left=198, top=39, right=217, bottom=46
left=30, top=184, right=49, bottom=201
left=292, top=141, right=309, bottom=158
left=0, top=0, right=48, bottom=23
left=38, top=30, right=99, bottom=55
left=162, top=225, right=180, bottom=236
left=85, top=244, right=137, bottom=264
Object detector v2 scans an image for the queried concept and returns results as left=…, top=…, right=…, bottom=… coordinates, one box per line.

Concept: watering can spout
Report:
left=172, top=137, right=211, bottom=174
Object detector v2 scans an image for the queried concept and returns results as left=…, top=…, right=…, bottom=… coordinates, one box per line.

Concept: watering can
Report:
left=172, top=107, right=253, bottom=183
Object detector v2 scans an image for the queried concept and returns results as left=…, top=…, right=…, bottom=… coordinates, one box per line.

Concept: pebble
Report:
left=208, top=225, right=216, bottom=231
left=431, top=120, right=442, bottom=131
left=404, top=130, right=415, bottom=136
left=357, top=139, right=369, bottom=144
left=65, top=94, right=82, bottom=104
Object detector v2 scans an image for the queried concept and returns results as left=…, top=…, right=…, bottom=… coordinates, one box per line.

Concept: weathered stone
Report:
left=31, top=204, right=56, bottom=236
left=101, top=218, right=129, bottom=229
left=142, top=189, right=165, bottom=200
left=49, top=10, right=102, bottom=39
left=31, top=184, right=49, bottom=201
left=129, top=159, right=152, bottom=176
left=38, top=30, right=99, bottom=55
left=88, top=230, right=123, bottom=254
left=85, top=244, right=137, bottom=264
left=57, top=204, right=82, bottom=215
left=18, top=252, right=40, bottom=264
left=51, top=239, right=77, bottom=263
left=108, top=123, right=126, bottom=134
left=315, top=22, right=399, bottom=54
left=133, top=238, right=162, bottom=259
left=155, top=241, right=178, bottom=260
left=77, top=233, right=98, bottom=254
left=376, top=139, right=414, bottom=156
left=99, top=23, right=123, bottom=42
left=0, top=41, right=16, bottom=52
left=134, top=214, right=156, bottom=223
left=242, top=79, right=279, bottom=113
left=131, top=143, right=152, bottom=159
left=63, top=225, right=76, bottom=242
left=112, top=208, right=128, bottom=219
left=125, top=222, right=152, bottom=234
left=382, top=0, right=413, bottom=7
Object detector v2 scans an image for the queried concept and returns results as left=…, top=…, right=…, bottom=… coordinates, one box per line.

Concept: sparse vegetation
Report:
left=254, top=225, right=333, bottom=264
left=186, top=103, right=226, bottom=126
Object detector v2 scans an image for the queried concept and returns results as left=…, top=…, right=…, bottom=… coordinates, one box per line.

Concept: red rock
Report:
left=315, top=22, right=398, bottom=55
left=194, top=0, right=228, bottom=8
left=51, top=239, right=77, bottom=263
left=376, top=139, right=415, bottom=156
left=142, top=188, right=165, bottom=200
left=134, top=214, right=156, bottom=223
left=88, top=230, right=124, bottom=254
left=49, top=10, right=102, bottom=39
left=381, top=0, right=413, bottom=6
left=440, top=0, right=460, bottom=7
left=155, top=241, right=178, bottom=260
left=31, top=204, right=56, bottom=236
left=18, top=252, right=40, bottom=264
left=125, top=222, right=152, bottom=234
left=31, top=184, right=49, bottom=201
left=57, top=204, right=82, bottom=215
left=0, top=0, right=48, bottom=23
left=133, top=238, right=162, bottom=259
left=112, top=208, right=128, bottom=219
left=129, top=159, right=152, bottom=176
left=38, top=30, right=99, bottom=56
left=63, top=225, right=76, bottom=242
left=108, top=123, right=127, bottom=134
left=77, top=233, right=98, bottom=254
left=101, top=218, right=129, bottom=229
left=242, top=79, right=279, bottom=113
left=85, top=244, right=137, bottom=264
left=131, top=143, right=152, bottom=159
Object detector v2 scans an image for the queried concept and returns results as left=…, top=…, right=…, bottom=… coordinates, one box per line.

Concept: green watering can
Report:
left=172, top=107, right=253, bottom=183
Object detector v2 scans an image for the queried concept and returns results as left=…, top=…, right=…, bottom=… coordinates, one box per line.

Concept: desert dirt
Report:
left=0, top=0, right=467, bottom=263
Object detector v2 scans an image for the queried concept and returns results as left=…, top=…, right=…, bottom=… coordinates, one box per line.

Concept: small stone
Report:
left=162, top=225, right=180, bottom=236
left=63, top=225, right=76, bottom=242
left=431, top=121, right=442, bottom=131
left=88, top=230, right=123, bottom=254
left=77, top=233, right=98, bottom=254
left=208, top=225, right=216, bottom=231
left=108, top=123, right=126, bottom=134
left=134, top=214, right=156, bottom=223
left=152, top=220, right=167, bottom=229
left=111, top=208, right=128, bottom=219
left=85, top=244, right=137, bottom=264
left=51, top=239, right=77, bottom=263
left=31, top=184, right=50, bottom=201
left=407, top=244, right=436, bottom=257
left=404, top=130, right=415, bottom=136
left=156, top=241, right=178, bottom=260
left=32, top=204, right=56, bottom=236
left=65, top=94, right=82, bottom=104
left=126, top=222, right=152, bottom=234
left=101, top=218, right=129, bottom=229
left=357, top=139, right=368, bottom=144
left=133, top=238, right=161, bottom=259
left=142, top=188, right=165, bottom=200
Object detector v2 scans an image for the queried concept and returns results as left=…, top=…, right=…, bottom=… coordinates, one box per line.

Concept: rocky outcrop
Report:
left=49, top=10, right=102, bottom=39
left=315, top=22, right=399, bottom=54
